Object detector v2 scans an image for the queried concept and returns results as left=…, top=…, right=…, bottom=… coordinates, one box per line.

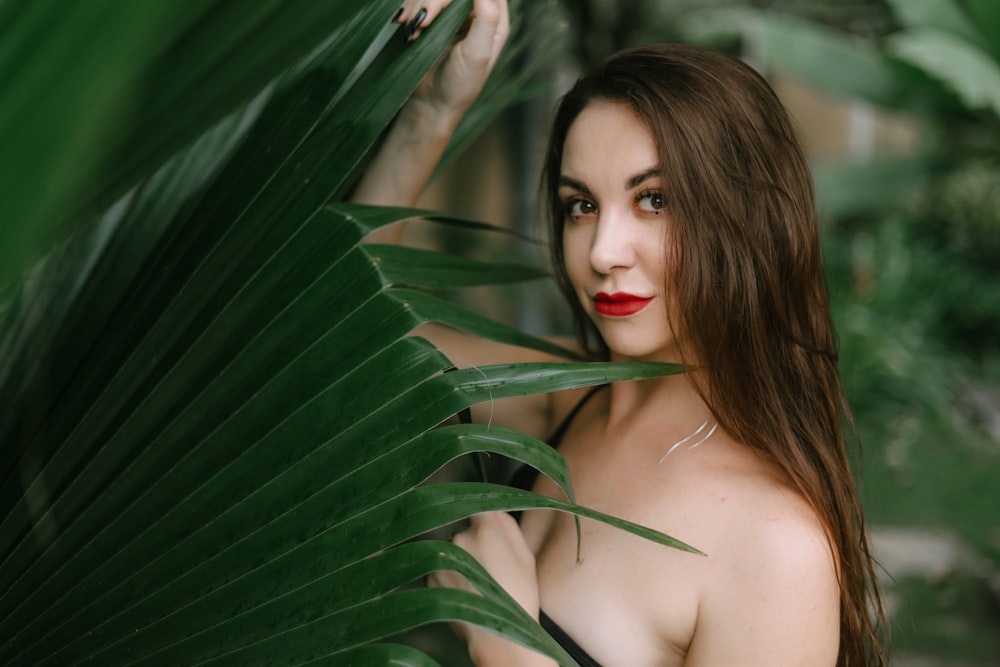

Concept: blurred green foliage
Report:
left=891, top=572, right=1000, bottom=662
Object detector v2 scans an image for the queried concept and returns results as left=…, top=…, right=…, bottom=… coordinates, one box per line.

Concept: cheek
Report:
left=562, top=228, right=591, bottom=288
left=640, top=227, right=671, bottom=280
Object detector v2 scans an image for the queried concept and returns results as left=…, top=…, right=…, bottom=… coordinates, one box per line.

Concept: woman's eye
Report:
left=566, top=198, right=597, bottom=219
left=637, top=191, right=666, bottom=214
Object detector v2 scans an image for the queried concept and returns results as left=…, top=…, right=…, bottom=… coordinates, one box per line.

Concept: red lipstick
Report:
left=593, top=292, right=653, bottom=317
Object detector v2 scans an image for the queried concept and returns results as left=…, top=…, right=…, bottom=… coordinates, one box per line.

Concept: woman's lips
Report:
left=593, top=292, right=653, bottom=317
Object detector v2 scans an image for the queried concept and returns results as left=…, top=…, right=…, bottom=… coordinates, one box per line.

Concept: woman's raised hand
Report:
left=352, top=0, right=509, bottom=215
left=393, top=0, right=510, bottom=125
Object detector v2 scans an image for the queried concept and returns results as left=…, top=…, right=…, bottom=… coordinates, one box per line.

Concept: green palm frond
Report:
left=0, top=1, right=697, bottom=664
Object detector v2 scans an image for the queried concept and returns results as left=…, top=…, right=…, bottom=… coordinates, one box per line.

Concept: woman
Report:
left=355, top=1, right=887, bottom=665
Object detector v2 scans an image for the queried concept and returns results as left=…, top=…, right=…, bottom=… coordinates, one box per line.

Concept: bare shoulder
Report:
left=683, top=445, right=840, bottom=665
left=715, top=458, right=835, bottom=578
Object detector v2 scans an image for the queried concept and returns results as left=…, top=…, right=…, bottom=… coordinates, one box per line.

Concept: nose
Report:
left=589, top=209, right=637, bottom=275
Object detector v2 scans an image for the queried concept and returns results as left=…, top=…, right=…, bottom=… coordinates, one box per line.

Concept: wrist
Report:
left=396, top=98, right=464, bottom=142
left=351, top=99, right=457, bottom=209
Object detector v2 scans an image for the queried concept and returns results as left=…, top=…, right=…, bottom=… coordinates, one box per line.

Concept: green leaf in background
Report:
left=884, top=0, right=993, bottom=53
left=680, top=9, right=913, bottom=110
left=965, top=0, right=1000, bottom=53
left=813, top=158, right=931, bottom=220
left=888, top=27, right=1000, bottom=119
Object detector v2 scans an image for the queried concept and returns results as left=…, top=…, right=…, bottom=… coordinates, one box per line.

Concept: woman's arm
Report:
left=352, top=0, right=509, bottom=237
left=353, top=0, right=575, bottom=440
left=428, top=512, right=559, bottom=667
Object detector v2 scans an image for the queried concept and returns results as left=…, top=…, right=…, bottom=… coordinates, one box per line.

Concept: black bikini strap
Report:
left=540, top=610, right=604, bottom=667
left=507, top=384, right=606, bottom=495
left=547, top=384, right=606, bottom=448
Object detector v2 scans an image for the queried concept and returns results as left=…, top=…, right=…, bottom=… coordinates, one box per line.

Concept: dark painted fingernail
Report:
left=391, top=7, right=403, bottom=23
left=404, top=8, right=427, bottom=41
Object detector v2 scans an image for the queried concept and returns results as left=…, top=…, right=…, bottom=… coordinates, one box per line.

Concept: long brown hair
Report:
left=543, top=43, right=887, bottom=666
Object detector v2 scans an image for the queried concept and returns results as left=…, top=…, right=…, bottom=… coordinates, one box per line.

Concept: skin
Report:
left=558, top=102, right=681, bottom=364
left=354, top=0, right=509, bottom=220
left=355, top=2, right=841, bottom=664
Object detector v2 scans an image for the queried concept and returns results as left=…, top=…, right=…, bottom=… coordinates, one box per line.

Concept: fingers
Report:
left=393, top=0, right=455, bottom=42
left=451, top=512, right=527, bottom=562
left=392, top=0, right=509, bottom=54
left=485, top=0, right=510, bottom=69
left=460, top=0, right=507, bottom=68
left=426, top=567, right=465, bottom=590
left=468, top=510, right=518, bottom=532
left=426, top=536, right=475, bottom=593
left=432, top=515, right=507, bottom=591
left=428, top=513, right=539, bottom=624
left=466, top=511, right=533, bottom=562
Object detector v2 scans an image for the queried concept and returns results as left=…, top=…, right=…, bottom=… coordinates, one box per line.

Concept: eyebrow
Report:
left=558, top=166, right=661, bottom=194
left=626, top=167, right=660, bottom=189
left=557, top=176, right=592, bottom=197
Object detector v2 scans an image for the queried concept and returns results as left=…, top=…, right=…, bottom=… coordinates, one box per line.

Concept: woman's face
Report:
left=559, top=100, right=681, bottom=362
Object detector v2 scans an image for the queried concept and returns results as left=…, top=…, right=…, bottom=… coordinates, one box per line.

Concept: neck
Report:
left=602, top=360, right=713, bottom=433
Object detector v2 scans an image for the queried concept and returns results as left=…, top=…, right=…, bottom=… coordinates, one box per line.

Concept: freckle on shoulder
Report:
left=742, top=486, right=837, bottom=582
left=709, top=455, right=832, bottom=555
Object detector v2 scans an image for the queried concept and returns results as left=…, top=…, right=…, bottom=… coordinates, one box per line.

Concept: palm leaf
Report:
left=0, top=0, right=380, bottom=289
left=0, top=2, right=699, bottom=665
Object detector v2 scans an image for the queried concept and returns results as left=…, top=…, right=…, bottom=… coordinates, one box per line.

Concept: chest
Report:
left=519, top=431, right=707, bottom=666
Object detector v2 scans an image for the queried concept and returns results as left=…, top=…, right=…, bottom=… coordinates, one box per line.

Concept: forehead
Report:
left=560, top=100, right=658, bottom=181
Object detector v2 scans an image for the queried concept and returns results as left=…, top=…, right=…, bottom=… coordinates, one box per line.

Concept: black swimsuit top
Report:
left=509, top=385, right=606, bottom=667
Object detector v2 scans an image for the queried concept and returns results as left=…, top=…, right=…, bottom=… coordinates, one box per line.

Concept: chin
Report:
left=605, top=340, right=680, bottom=363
